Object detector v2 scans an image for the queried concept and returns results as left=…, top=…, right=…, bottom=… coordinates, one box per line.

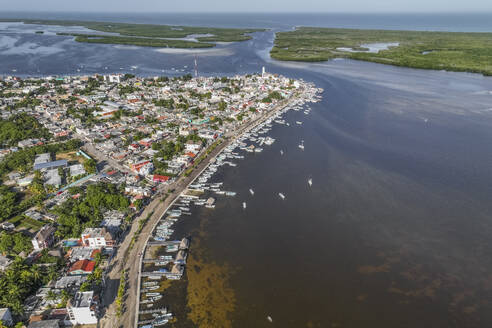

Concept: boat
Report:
left=280, top=150, right=284, bottom=155
left=296, top=121, right=303, bottom=125
left=225, top=191, right=236, bottom=196
left=298, top=144, right=304, bottom=150
left=205, top=204, right=215, bottom=209
left=267, top=316, right=273, bottom=322
left=243, top=202, right=247, bottom=209
left=308, top=178, right=312, bottom=187
left=279, top=193, right=285, bottom=200
left=249, top=189, right=254, bottom=195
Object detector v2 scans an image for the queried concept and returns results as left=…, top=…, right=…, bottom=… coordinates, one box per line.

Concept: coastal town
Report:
left=0, top=69, right=321, bottom=327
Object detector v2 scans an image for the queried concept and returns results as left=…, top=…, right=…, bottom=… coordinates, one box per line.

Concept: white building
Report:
left=81, top=228, right=114, bottom=248
left=67, top=291, right=98, bottom=325
left=103, top=74, right=121, bottom=83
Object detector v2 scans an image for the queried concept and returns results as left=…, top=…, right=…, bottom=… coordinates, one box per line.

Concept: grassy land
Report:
left=2, top=18, right=263, bottom=48
left=57, top=33, right=215, bottom=48
left=270, top=27, right=492, bottom=76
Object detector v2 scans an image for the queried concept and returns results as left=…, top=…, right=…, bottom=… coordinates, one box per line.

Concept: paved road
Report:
left=98, top=95, right=299, bottom=328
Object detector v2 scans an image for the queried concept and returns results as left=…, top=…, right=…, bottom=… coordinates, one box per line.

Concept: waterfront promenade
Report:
left=99, top=93, right=301, bottom=328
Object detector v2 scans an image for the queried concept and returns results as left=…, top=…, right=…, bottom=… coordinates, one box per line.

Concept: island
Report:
left=270, top=27, right=492, bottom=76
left=1, top=18, right=264, bottom=48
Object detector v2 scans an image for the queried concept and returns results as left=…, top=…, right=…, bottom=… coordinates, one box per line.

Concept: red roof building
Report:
left=153, top=175, right=170, bottom=183
left=68, top=260, right=95, bottom=275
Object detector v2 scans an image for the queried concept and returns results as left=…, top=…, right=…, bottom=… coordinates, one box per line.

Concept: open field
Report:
left=271, top=27, right=492, bottom=75
left=1, top=19, right=264, bottom=48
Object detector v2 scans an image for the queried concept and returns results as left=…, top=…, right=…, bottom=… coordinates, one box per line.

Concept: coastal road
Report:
left=98, top=94, right=301, bottom=328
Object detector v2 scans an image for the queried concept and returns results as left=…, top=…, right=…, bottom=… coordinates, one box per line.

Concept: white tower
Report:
left=262, top=66, right=266, bottom=78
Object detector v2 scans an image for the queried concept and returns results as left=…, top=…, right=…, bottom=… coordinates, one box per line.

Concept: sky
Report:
left=2, top=0, right=492, bottom=13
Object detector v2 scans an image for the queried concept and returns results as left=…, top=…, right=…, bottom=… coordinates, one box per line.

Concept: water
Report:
left=3, top=12, right=492, bottom=327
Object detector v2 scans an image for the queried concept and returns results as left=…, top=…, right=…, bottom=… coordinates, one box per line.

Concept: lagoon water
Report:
left=3, top=12, right=492, bottom=327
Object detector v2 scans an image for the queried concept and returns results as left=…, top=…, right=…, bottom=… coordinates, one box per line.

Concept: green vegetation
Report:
left=83, top=158, right=97, bottom=174
left=0, top=258, right=56, bottom=314
left=0, top=231, right=32, bottom=255
left=184, top=139, right=222, bottom=177
left=0, top=113, right=51, bottom=146
left=128, top=211, right=153, bottom=253
left=0, top=139, right=82, bottom=176
left=115, top=270, right=127, bottom=317
left=52, top=182, right=129, bottom=239
left=2, top=19, right=263, bottom=48
left=58, top=33, right=215, bottom=48
left=271, top=27, right=492, bottom=76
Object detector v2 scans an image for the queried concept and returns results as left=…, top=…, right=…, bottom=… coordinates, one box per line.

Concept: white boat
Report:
left=298, top=144, right=304, bottom=150
left=280, top=150, right=284, bottom=155
left=267, top=316, right=273, bottom=323
left=308, top=178, right=312, bottom=187
left=279, top=193, right=285, bottom=200
left=243, top=202, right=247, bottom=209
left=249, top=189, right=254, bottom=195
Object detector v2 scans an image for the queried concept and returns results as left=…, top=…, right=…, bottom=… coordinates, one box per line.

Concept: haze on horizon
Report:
left=3, top=0, right=492, bottom=14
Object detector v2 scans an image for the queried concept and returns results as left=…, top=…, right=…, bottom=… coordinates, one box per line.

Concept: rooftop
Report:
left=70, top=291, right=93, bottom=308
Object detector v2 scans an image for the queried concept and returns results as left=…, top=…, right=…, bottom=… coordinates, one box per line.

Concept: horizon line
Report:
left=2, top=10, right=492, bottom=15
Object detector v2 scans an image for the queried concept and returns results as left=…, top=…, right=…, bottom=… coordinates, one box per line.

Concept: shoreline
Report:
left=131, top=89, right=320, bottom=327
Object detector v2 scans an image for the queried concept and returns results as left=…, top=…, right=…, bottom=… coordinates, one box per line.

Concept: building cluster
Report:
left=0, top=70, right=307, bottom=326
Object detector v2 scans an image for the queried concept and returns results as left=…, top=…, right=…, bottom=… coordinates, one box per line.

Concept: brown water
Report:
left=179, top=62, right=492, bottom=328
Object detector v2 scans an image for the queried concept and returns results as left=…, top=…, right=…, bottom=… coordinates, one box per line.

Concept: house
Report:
left=0, top=308, right=13, bottom=326
left=68, top=260, right=95, bottom=275
left=81, top=227, right=115, bottom=248
left=152, top=175, right=170, bottom=183
left=34, top=160, right=67, bottom=171
left=69, top=164, right=86, bottom=177
left=28, top=319, right=60, bottom=328
left=32, top=225, right=56, bottom=251
left=67, top=291, right=98, bottom=325
left=0, top=255, right=12, bottom=271
left=54, top=275, right=87, bottom=289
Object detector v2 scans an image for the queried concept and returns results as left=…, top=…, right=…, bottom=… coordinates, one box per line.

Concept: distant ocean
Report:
left=1, top=12, right=492, bottom=32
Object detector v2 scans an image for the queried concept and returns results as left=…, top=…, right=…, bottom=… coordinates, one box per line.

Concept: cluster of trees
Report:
left=118, top=85, right=140, bottom=96
left=153, top=98, right=174, bottom=109
left=66, top=106, right=99, bottom=124
left=115, top=270, right=127, bottom=317
left=189, top=90, right=212, bottom=101
left=0, top=113, right=51, bottom=146
left=0, top=186, right=18, bottom=222
left=6, top=97, right=42, bottom=111
left=52, top=183, right=129, bottom=239
left=74, top=77, right=101, bottom=96
left=0, top=231, right=32, bottom=255
left=80, top=252, right=103, bottom=291
left=262, top=91, right=283, bottom=103
left=0, top=258, right=54, bottom=314
left=83, top=158, right=97, bottom=174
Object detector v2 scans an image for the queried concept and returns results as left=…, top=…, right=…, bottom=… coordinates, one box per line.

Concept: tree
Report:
left=83, top=159, right=97, bottom=174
